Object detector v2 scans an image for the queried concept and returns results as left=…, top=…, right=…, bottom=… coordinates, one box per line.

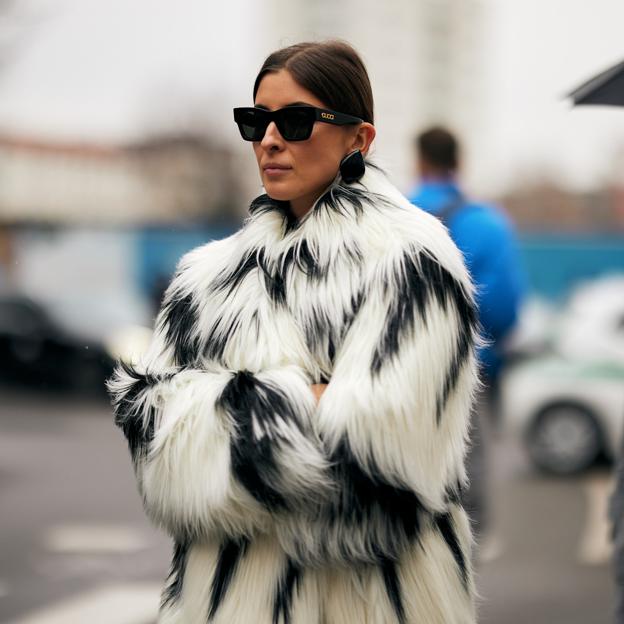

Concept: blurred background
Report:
left=1, top=0, right=623, bottom=622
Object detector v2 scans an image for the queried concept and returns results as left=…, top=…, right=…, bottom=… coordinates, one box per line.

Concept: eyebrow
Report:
left=254, top=101, right=313, bottom=110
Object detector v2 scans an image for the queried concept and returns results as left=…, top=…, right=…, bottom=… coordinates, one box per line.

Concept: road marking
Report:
left=44, top=525, right=149, bottom=554
left=578, top=473, right=615, bottom=565
left=10, top=583, right=161, bottom=624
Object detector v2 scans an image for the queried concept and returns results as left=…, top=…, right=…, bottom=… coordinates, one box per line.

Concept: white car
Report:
left=500, top=276, right=624, bottom=475
left=501, top=356, right=624, bottom=474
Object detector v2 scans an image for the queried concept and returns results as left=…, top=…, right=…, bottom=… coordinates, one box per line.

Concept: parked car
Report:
left=500, top=276, right=624, bottom=475
left=501, top=356, right=624, bottom=474
left=0, top=293, right=115, bottom=394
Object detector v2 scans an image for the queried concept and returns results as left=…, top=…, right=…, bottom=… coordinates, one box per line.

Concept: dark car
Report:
left=0, top=294, right=114, bottom=394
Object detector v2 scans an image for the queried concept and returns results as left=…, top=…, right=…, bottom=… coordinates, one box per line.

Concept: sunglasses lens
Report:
left=279, top=108, right=314, bottom=140
left=235, top=109, right=267, bottom=141
left=234, top=107, right=317, bottom=141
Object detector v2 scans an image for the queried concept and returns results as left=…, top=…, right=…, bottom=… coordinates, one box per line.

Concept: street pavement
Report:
left=0, top=387, right=615, bottom=623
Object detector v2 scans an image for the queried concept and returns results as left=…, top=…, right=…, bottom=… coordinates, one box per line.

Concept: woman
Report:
left=108, top=40, right=479, bottom=623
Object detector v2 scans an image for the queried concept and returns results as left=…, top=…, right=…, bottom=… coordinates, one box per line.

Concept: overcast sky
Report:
left=0, top=0, right=264, bottom=141
left=487, top=0, right=624, bottom=192
left=0, top=0, right=623, bottom=194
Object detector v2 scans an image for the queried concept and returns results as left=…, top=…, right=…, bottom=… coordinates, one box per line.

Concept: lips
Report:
left=263, top=163, right=292, bottom=177
left=263, top=163, right=291, bottom=171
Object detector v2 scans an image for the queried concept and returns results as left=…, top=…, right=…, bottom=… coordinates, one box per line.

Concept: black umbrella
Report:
left=568, top=58, right=624, bottom=106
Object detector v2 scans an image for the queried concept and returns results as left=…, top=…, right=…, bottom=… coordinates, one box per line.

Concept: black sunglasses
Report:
left=233, top=105, right=363, bottom=141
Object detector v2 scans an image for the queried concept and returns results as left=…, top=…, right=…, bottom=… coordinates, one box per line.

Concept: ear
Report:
left=349, top=122, right=376, bottom=156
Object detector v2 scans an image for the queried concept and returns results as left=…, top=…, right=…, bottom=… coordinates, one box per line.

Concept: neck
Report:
left=421, top=173, right=456, bottom=185
left=289, top=188, right=327, bottom=220
left=289, top=199, right=312, bottom=220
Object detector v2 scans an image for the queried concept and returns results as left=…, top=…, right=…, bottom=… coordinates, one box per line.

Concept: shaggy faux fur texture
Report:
left=108, top=161, right=480, bottom=623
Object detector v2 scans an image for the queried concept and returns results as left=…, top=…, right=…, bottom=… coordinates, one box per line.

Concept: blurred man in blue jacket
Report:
left=409, top=126, right=525, bottom=546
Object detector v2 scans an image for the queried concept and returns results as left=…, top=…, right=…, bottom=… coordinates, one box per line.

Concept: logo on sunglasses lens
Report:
left=321, top=112, right=335, bottom=120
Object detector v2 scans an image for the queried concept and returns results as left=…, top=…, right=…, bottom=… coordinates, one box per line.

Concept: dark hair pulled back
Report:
left=253, top=40, right=374, bottom=125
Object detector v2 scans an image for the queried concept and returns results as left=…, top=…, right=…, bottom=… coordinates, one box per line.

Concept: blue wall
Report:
left=135, top=228, right=624, bottom=309
left=135, top=225, right=238, bottom=308
left=519, top=234, right=624, bottom=301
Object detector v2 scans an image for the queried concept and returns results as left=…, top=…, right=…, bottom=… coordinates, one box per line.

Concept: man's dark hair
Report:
left=416, top=126, right=459, bottom=172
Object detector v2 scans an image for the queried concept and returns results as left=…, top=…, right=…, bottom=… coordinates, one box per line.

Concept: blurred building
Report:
left=0, top=133, right=243, bottom=225
left=0, top=132, right=243, bottom=332
left=267, top=0, right=489, bottom=188
left=496, top=182, right=624, bottom=300
left=500, top=183, right=624, bottom=232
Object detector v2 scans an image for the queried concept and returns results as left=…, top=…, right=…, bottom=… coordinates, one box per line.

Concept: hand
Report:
left=310, top=383, right=328, bottom=404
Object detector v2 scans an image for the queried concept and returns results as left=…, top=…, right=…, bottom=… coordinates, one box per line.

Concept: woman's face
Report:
left=252, top=69, right=360, bottom=218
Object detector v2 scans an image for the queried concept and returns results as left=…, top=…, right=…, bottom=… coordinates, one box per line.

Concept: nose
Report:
left=260, top=121, right=284, bottom=151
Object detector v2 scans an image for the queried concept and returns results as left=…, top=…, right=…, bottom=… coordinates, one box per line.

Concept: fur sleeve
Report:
left=275, top=237, right=481, bottom=566
left=107, top=243, right=330, bottom=542
left=320, top=242, right=480, bottom=509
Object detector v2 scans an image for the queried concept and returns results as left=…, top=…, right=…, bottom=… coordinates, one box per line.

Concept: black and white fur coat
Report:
left=108, top=161, right=480, bottom=624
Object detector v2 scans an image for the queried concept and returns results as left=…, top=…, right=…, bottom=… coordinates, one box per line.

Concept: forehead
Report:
left=254, top=69, right=326, bottom=109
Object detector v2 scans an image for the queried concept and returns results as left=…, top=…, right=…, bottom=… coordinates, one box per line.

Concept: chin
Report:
left=262, top=180, right=295, bottom=202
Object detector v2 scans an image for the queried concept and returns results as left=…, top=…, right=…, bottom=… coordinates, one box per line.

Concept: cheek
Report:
left=295, top=137, right=342, bottom=185
left=252, top=144, right=263, bottom=165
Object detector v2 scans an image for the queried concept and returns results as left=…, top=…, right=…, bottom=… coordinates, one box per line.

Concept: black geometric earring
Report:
left=339, top=150, right=365, bottom=184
